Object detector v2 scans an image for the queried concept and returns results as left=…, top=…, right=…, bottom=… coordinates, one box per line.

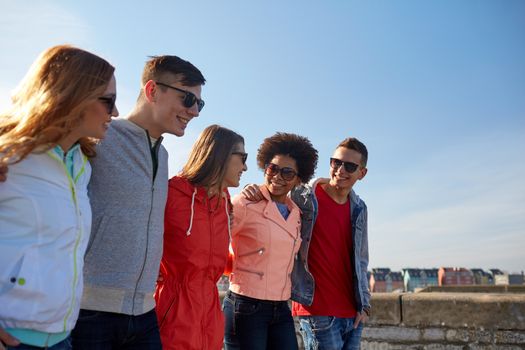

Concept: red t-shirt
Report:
left=292, top=184, right=357, bottom=318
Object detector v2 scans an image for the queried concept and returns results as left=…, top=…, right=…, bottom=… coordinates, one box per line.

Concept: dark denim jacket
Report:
left=290, top=179, right=371, bottom=313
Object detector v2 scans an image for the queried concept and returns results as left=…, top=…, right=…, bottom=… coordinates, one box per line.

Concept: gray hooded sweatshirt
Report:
left=81, top=118, right=169, bottom=315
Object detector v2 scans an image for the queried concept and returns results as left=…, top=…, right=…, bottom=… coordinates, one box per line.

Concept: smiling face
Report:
left=329, top=146, right=367, bottom=191
left=222, top=142, right=248, bottom=189
left=264, top=154, right=300, bottom=203
left=70, top=74, right=118, bottom=141
left=149, top=77, right=202, bottom=138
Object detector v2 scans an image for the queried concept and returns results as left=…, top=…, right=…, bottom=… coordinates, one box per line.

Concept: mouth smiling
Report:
left=177, top=116, right=191, bottom=125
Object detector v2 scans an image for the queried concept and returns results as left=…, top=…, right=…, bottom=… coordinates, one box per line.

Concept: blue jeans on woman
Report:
left=298, top=316, right=363, bottom=350
left=6, top=337, right=71, bottom=350
left=223, top=291, right=298, bottom=350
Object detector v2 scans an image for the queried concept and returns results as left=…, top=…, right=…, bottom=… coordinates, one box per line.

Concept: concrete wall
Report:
left=360, top=292, right=525, bottom=349
left=220, top=290, right=525, bottom=349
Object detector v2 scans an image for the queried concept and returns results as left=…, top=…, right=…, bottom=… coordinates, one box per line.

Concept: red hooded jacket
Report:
left=155, top=176, right=231, bottom=350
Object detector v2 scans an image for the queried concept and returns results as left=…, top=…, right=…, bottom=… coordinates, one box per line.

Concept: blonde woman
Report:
left=0, top=45, right=117, bottom=350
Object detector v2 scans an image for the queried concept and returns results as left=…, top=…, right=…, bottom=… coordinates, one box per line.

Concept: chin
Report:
left=168, top=129, right=183, bottom=137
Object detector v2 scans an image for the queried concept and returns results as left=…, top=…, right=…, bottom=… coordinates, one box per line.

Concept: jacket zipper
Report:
left=131, top=131, right=158, bottom=313
left=203, top=195, right=219, bottom=349
left=236, top=267, right=264, bottom=279
left=48, top=151, right=86, bottom=331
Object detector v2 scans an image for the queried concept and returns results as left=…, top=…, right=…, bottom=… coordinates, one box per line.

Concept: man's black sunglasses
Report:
left=330, top=158, right=360, bottom=173
left=155, top=82, right=205, bottom=112
left=98, top=95, right=116, bottom=114
left=232, top=152, right=248, bottom=165
left=265, top=163, right=297, bottom=181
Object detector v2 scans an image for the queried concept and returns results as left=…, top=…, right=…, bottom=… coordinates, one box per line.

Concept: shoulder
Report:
left=231, top=193, right=250, bottom=207
left=351, top=190, right=367, bottom=209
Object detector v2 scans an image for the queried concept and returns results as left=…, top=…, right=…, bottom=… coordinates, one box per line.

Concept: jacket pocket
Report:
left=237, top=247, right=265, bottom=258
left=308, top=316, right=336, bottom=332
left=234, top=295, right=260, bottom=316
left=0, top=250, right=43, bottom=320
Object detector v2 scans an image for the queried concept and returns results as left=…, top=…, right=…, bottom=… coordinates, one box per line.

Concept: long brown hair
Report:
left=0, top=45, right=115, bottom=165
left=181, top=124, right=244, bottom=191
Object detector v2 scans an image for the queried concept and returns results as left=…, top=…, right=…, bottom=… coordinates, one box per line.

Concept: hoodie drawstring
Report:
left=186, top=188, right=197, bottom=236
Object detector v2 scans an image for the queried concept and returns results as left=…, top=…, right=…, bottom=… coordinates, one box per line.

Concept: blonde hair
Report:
left=181, top=124, right=244, bottom=191
left=0, top=45, right=115, bottom=165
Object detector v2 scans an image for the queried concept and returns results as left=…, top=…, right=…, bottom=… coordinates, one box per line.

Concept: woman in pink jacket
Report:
left=223, top=133, right=318, bottom=350
left=155, top=125, right=247, bottom=350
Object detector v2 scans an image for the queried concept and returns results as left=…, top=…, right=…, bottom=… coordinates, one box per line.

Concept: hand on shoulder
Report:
left=241, top=184, right=264, bottom=202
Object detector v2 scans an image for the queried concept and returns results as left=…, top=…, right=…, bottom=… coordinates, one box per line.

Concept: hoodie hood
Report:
left=168, top=176, right=232, bottom=237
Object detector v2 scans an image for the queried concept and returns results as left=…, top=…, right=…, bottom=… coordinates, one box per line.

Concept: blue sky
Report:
left=1, top=1, right=524, bottom=273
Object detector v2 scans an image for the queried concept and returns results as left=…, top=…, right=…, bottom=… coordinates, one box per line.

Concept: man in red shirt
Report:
left=243, top=137, right=371, bottom=349
left=291, top=137, right=370, bottom=349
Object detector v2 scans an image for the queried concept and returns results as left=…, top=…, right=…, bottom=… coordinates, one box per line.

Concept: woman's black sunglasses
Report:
left=265, top=163, right=297, bottom=181
left=232, top=152, right=248, bottom=165
left=155, top=82, right=205, bottom=112
left=98, top=95, right=116, bottom=114
left=330, top=158, right=360, bottom=173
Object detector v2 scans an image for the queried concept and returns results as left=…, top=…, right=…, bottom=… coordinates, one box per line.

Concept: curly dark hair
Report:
left=256, top=132, right=318, bottom=183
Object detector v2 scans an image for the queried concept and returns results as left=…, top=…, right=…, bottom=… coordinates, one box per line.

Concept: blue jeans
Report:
left=298, top=316, right=363, bottom=350
left=71, top=309, right=161, bottom=350
left=6, top=337, right=71, bottom=350
left=223, top=291, right=298, bottom=350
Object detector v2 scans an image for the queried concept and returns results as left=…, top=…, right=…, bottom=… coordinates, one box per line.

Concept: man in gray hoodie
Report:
left=71, top=55, right=206, bottom=350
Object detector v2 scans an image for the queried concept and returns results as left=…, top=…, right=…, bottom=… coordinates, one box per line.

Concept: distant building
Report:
left=508, top=272, right=524, bottom=285
left=403, top=268, right=439, bottom=292
left=438, top=267, right=474, bottom=286
left=371, top=268, right=404, bottom=292
left=471, top=268, right=494, bottom=285
left=490, top=269, right=509, bottom=285
left=368, top=271, right=374, bottom=291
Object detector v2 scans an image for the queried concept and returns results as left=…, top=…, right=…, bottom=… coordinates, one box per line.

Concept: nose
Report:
left=112, top=105, right=119, bottom=117
left=273, top=172, right=285, bottom=181
left=243, top=163, right=248, bottom=171
left=334, top=163, right=346, bottom=173
left=187, top=102, right=200, bottom=117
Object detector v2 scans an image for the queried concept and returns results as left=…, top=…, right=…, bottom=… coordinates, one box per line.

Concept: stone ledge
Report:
left=369, top=293, right=402, bottom=325
left=402, top=293, right=525, bottom=330
left=361, top=341, right=525, bottom=350
left=421, top=286, right=525, bottom=294
left=362, top=326, right=525, bottom=346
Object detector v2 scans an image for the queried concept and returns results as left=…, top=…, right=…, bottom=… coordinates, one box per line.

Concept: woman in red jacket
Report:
left=155, top=124, right=247, bottom=350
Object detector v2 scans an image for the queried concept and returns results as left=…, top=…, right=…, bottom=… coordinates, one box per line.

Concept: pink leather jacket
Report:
left=229, top=185, right=302, bottom=301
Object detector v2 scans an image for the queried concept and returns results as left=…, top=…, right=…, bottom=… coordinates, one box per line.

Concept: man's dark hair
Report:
left=142, top=55, right=206, bottom=86
left=257, top=132, right=318, bottom=183
left=337, top=137, right=368, bottom=167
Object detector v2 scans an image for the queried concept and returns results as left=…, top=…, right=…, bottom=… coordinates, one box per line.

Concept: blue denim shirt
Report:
left=290, top=178, right=371, bottom=313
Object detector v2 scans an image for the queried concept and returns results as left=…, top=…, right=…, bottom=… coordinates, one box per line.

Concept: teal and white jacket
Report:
left=0, top=148, right=91, bottom=333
